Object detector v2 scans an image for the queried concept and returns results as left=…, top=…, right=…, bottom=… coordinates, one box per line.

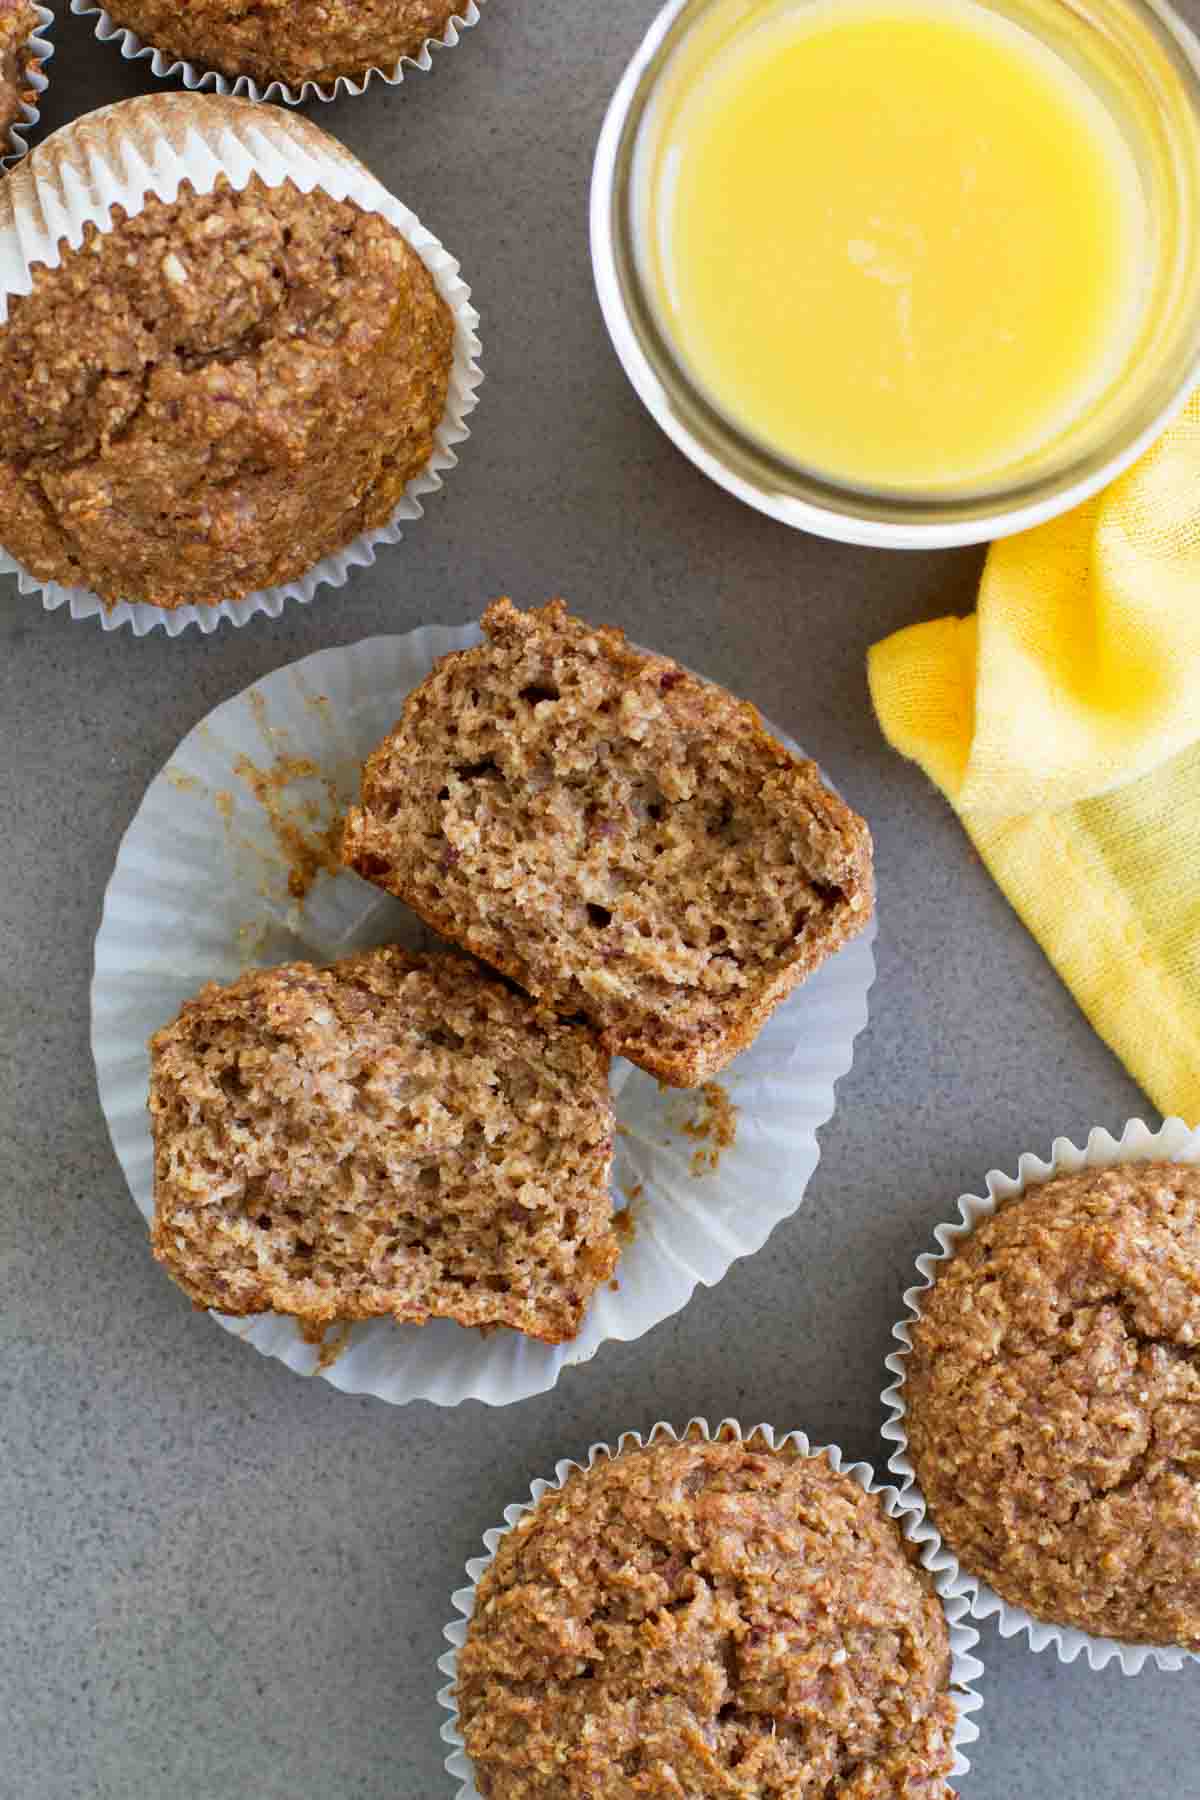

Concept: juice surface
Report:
left=644, top=0, right=1148, bottom=491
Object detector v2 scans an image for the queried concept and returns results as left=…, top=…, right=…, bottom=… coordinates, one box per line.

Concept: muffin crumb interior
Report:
left=149, top=948, right=617, bottom=1344
left=344, top=598, right=874, bottom=1086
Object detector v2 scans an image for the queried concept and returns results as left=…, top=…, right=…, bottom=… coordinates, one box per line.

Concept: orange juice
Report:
left=641, top=0, right=1150, bottom=490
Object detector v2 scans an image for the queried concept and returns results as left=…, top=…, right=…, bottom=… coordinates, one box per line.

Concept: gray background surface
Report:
left=2, top=4, right=1196, bottom=1795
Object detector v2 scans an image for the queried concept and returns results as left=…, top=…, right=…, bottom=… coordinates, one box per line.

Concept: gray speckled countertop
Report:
left=3, top=6, right=1196, bottom=1795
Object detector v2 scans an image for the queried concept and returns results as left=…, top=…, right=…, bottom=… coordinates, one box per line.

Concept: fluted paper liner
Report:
left=437, top=1417, right=985, bottom=1796
left=1, top=5, right=53, bottom=167
left=882, top=1118, right=1200, bottom=1673
left=91, top=625, right=876, bottom=1407
left=0, top=93, right=482, bottom=635
left=71, top=0, right=482, bottom=105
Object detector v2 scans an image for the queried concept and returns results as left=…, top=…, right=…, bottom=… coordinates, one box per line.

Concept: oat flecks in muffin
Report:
left=343, top=599, right=874, bottom=1087
left=0, top=175, right=454, bottom=609
left=101, top=0, right=462, bottom=86
left=456, top=1436, right=958, bottom=1798
left=148, top=948, right=618, bottom=1344
left=905, top=1161, right=1200, bottom=1648
left=0, top=0, right=37, bottom=142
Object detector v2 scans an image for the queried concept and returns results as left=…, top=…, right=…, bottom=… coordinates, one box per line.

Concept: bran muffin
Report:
left=343, top=598, right=874, bottom=1087
left=455, top=1433, right=960, bottom=1798
left=149, top=948, right=618, bottom=1344
left=0, top=165, right=454, bottom=609
left=904, top=1161, right=1200, bottom=1649
left=0, top=0, right=38, bottom=150
left=95, top=0, right=466, bottom=89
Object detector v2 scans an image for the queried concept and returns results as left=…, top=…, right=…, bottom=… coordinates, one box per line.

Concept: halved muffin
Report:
left=149, top=948, right=618, bottom=1343
left=344, top=598, right=874, bottom=1086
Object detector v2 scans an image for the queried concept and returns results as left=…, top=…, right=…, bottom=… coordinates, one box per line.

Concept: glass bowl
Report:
left=590, top=0, right=1200, bottom=548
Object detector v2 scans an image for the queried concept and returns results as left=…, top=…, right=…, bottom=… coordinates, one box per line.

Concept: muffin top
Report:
left=456, top=1435, right=958, bottom=1798
left=905, top=1161, right=1200, bottom=1648
left=149, top=949, right=617, bottom=1343
left=101, top=0, right=462, bottom=88
left=0, top=0, right=37, bottom=142
left=0, top=174, right=453, bottom=608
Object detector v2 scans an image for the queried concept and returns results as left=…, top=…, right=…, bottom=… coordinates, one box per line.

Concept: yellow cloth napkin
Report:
left=868, top=393, right=1200, bottom=1121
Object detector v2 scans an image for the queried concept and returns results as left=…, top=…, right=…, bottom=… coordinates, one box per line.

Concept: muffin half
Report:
left=344, top=598, right=874, bottom=1086
left=149, top=949, right=618, bottom=1344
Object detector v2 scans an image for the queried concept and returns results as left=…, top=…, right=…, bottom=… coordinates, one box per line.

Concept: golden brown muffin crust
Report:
left=0, top=174, right=453, bottom=608
left=101, top=0, right=462, bottom=86
left=0, top=0, right=37, bottom=142
left=149, top=948, right=618, bottom=1344
left=344, top=599, right=874, bottom=1087
left=905, top=1162, right=1200, bottom=1648
left=456, top=1435, right=958, bottom=1798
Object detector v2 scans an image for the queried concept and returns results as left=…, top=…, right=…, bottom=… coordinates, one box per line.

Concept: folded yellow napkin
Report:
left=869, top=393, right=1200, bottom=1121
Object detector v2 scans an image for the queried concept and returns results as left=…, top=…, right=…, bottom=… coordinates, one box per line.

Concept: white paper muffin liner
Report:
left=0, top=92, right=482, bottom=635
left=70, top=0, right=482, bottom=104
left=882, top=1117, right=1200, bottom=1674
left=1, top=5, right=53, bottom=168
left=437, top=1417, right=985, bottom=1795
left=91, top=623, right=876, bottom=1407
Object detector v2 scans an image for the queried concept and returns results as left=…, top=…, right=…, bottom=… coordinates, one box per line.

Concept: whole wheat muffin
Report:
left=344, top=599, right=874, bottom=1086
left=905, top=1162, right=1200, bottom=1648
left=456, top=1433, right=960, bottom=1798
left=149, top=949, right=618, bottom=1344
left=0, top=0, right=38, bottom=146
left=0, top=172, right=453, bottom=609
left=98, top=0, right=463, bottom=87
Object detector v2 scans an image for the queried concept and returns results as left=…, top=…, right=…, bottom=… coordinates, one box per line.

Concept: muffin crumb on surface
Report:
left=456, top=1433, right=959, bottom=1798
left=149, top=948, right=617, bottom=1344
left=344, top=598, right=874, bottom=1087
left=0, top=174, right=454, bottom=609
left=905, top=1161, right=1200, bottom=1648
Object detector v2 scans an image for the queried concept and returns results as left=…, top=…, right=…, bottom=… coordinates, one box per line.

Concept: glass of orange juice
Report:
left=591, top=0, right=1200, bottom=546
